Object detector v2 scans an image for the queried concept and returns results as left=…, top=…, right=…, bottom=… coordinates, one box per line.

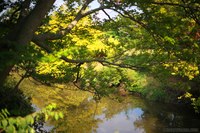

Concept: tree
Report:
left=0, top=0, right=200, bottom=100
left=0, top=0, right=123, bottom=86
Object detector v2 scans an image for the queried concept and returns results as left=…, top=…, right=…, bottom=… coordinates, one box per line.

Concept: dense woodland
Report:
left=0, top=0, right=200, bottom=132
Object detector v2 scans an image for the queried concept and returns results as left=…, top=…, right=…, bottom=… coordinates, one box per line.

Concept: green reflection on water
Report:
left=20, top=80, right=200, bottom=133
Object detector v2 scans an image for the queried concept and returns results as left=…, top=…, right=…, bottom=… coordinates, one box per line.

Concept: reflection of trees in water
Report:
left=133, top=111, right=163, bottom=133
left=133, top=101, right=200, bottom=133
left=21, top=80, right=200, bottom=132
left=53, top=96, right=146, bottom=132
left=101, top=96, right=146, bottom=120
left=20, top=80, right=135, bottom=132
left=62, top=94, right=188, bottom=133
left=54, top=101, right=102, bottom=133
left=133, top=110, right=181, bottom=133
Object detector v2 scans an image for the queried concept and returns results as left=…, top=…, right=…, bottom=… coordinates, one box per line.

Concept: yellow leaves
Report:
left=87, top=40, right=108, bottom=51
left=178, top=92, right=191, bottom=103
left=108, top=37, right=120, bottom=45
left=185, top=92, right=192, bottom=98
left=36, top=62, right=51, bottom=74
left=178, top=92, right=200, bottom=113
left=38, top=8, right=75, bottom=34
left=70, top=21, right=109, bottom=52
left=178, top=92, right=193, bottom=101
left=159, top=7, right=167, bottom=14
left=72, top=36, right=89, bottom=46
left=36, top=60, right=66, bottom=78
left=163, top=61, right=199, bottom=80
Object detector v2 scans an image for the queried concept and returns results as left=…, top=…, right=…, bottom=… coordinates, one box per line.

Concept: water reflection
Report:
left=27, top=84, right=200, bottom=133
left=95, top=108, right=145, bottom=133
left=49, top=96, right=200, bottom=133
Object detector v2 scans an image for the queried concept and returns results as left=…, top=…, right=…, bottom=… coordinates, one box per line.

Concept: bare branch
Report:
left=102, top=9, right=114, bottom=21
left=83, top=6, right=110, bottom=17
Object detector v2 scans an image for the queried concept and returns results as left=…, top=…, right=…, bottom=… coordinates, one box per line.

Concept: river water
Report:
left=33, top=95, right=200, bottom=133
left=91, top=97, right=200, bottom=133
left=22, top=82, right=200, bottom=133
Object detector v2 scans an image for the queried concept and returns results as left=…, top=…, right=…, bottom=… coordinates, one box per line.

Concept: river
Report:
left=21, top=82, right=200, bottom=133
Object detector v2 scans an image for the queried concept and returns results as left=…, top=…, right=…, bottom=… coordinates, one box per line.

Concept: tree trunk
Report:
left=0, top=65, right=13, bottom=86
left=0, top=0, right=55, bottom=87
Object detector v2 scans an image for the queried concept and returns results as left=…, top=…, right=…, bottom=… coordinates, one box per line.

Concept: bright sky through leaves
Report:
left=55, top=0, right=118, bottom=20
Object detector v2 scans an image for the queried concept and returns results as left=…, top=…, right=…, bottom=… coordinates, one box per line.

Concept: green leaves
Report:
left=0, top=103, right=64, bottom=132
left=26, top=115, right=35, bottom=125
left=1, top=0, right=200, bottom=114
left=1, top=119, right=8, bottom=127
left=0, top=109, right=34, bottom=132
left=0, top=109, right=9, bottom=120
left=39, top=103, right=64, bottom=121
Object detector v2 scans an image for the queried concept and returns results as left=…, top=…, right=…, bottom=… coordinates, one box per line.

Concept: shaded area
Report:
left=0, top=85, right=33, bottom=116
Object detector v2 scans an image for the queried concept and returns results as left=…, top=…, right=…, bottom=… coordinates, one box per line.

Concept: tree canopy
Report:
left=0, top=0, right=200, bottom=102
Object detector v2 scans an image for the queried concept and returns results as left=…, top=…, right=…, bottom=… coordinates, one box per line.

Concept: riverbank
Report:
left=2, top=71, right=197, bottom=115
left=16, top=73, right=199, bottom=115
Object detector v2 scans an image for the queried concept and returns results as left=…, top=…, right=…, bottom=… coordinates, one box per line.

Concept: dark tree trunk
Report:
left=0, top=65, right=13, bottom=86
left=0, top=0, right=55, bottom=87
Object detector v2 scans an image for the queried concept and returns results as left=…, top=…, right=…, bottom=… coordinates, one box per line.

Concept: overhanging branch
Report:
left=31, top=1, right=146, bottom=71
left=110, top=7, right=147, bottom=29
left=32, top=38, right=142, bottom=71
left=33, top=2, right=110, bottom=41
left=60, top=56, right=141, bottom=70
left=102, top=9, right=114, bottom=21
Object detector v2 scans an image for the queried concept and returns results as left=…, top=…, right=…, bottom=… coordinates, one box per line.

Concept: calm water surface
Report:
left=26, top=82, right=200, bottom=133
left=94, top=107, right=145, bottom=133
left=33, top=95, right=200, bottom=133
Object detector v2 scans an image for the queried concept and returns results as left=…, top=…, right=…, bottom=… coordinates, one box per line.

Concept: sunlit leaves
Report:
left=40, top=103, right=64, bottom=121
left=164, top=61, right=199, bottom=80
left=159, top=7, right=167, bottom=14
left=35, top=59, right=76, bottom=82
left=3, top=0, right=200, bottom=111
left=39, top=5, right=76, bottom=34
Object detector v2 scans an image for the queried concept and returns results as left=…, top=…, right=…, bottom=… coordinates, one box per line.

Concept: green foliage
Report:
left=0, top=108, right=34, bottom=132
left=0, top=103, right=63, bottom=132
left=192, top=97, right=200, bottom=113
left=80, top=65, right=122, bottom=98
left=125, top=70, right=167, bottom=102
left=1, top=0, right=200, bottom=114
left=0, top=109, right=10, bottom=120
left=178, top=92, right=200, bottom=113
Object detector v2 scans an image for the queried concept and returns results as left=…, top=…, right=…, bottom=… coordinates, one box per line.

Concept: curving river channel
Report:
left=22, top=83, right=200, bottom=133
